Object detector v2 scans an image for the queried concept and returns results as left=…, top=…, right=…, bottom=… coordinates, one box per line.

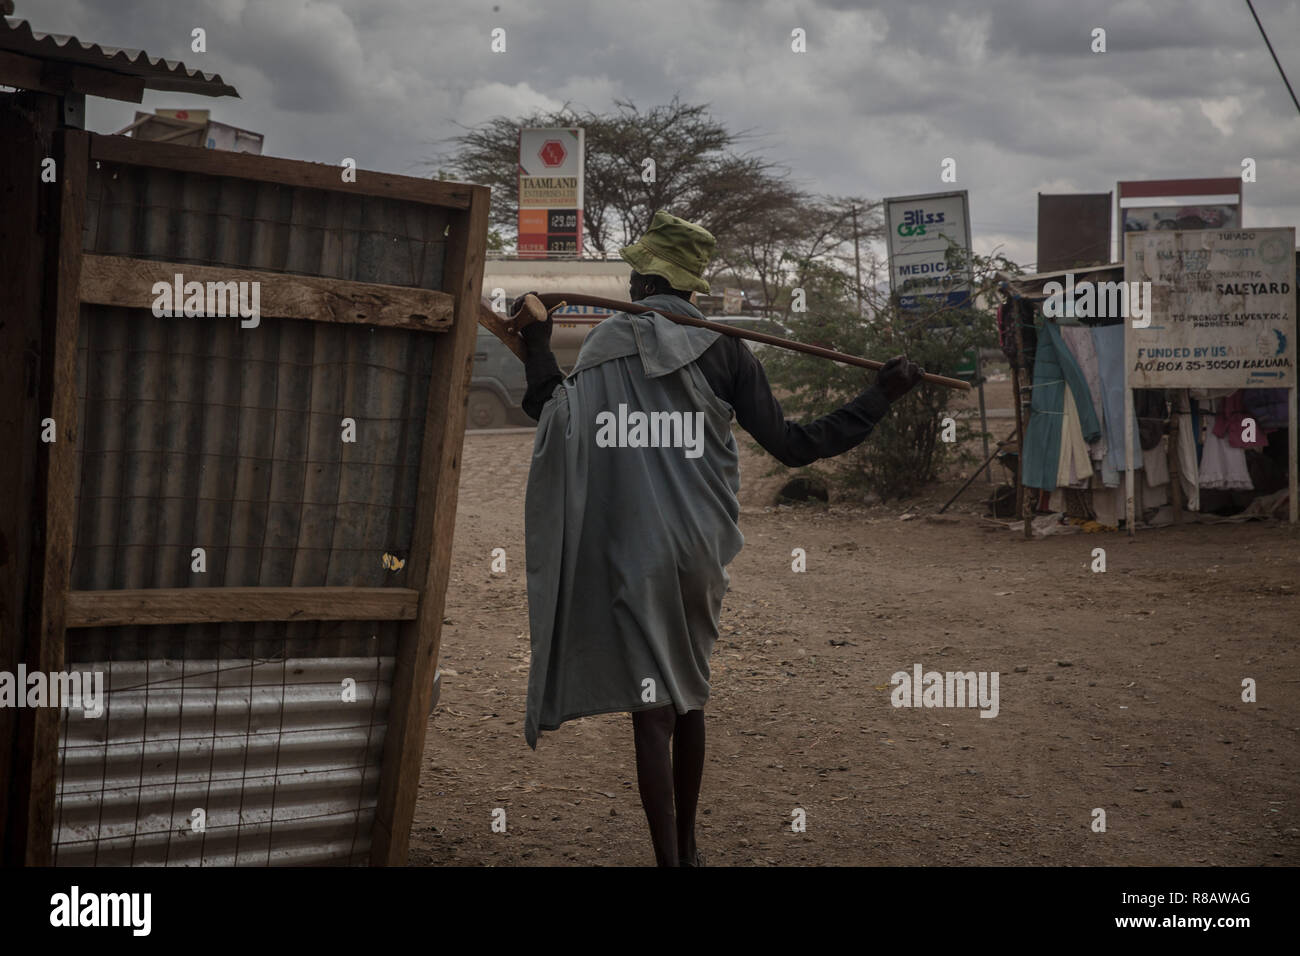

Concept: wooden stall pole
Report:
left=1290, top=385, right=1298, bottom=524
left=8, top=129, right=88, bottom=865
left=1167, top=398, right=1183, bottom=523
left=370, top=185, right=491, bottom=865
left=1010, top=363, right=1025, bottom=515
left=1124, top=385, right=1136, bottom=536
left=1011, top=297, right=1034, bottom=539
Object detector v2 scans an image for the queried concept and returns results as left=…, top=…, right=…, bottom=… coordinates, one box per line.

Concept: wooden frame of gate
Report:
left=2, top=128, right=488, bottom=865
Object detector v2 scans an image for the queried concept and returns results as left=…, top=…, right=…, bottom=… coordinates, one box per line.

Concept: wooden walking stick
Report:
left=478, top=299, right=526, bottom=361
left=479, top=292, right=973, bottom=392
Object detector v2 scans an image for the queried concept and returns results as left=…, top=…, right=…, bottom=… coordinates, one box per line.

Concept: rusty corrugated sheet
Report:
left=1, top=17, right=238, bottom=96
left=54, top=656, right=393, bottom=866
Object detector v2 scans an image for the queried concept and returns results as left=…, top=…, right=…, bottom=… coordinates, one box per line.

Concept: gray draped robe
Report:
left=523, top=295, right=744, bottom=748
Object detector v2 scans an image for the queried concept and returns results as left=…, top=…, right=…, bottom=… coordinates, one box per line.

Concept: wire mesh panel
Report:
left=70, top=310, right=435, bottom=593
left=54, top=629, right=396, bottom=866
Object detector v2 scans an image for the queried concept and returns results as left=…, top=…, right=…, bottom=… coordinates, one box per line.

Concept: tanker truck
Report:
left=470, top=257, right=631, bottom=428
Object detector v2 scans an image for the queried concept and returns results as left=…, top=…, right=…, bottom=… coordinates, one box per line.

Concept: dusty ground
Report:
left=409, top=423, right=1300, bottom=866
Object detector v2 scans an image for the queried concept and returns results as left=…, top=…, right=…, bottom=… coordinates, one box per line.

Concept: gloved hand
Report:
left=876, top=354, right=924, bottom=402
left=508, top=291, right=540, bottom=318
left=510, top=291, right=552, bottom=350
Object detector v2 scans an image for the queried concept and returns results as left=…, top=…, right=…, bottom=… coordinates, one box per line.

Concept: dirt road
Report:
left=409, top=430, right=1300, bottom=866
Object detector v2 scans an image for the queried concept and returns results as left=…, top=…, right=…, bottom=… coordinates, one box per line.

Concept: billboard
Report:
left=518, top=128, right=584, bottom=257
left=1118, top=177, right=1242, bottom=238
left=1037, top=193, right=1111, bottom=272
left=884, top=190, right=973, bottom=311
left=1124, top=227, right=1295, bottom=389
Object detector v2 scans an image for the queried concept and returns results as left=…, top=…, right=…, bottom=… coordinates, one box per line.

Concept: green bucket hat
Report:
left=620, top=210, right=715, bottom=295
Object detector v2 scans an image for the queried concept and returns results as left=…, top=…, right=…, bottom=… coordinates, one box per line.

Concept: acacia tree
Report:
left=758, top=246, right=1021, bottom=501
left=709, top=196, right=884, bottom=315
left=431, top=97, right=802, bottom=255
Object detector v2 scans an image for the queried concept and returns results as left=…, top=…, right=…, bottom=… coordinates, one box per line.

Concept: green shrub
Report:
left=758, top=249, right=1016, bottom=501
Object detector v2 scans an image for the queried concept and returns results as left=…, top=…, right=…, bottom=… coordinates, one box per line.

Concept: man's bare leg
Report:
left=631, top=704, right=679, bottom=867
left=673, top=708, right=705, bottom=865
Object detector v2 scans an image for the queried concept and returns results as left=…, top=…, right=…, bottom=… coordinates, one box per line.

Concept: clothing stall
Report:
left=996, top=252, right=1297, bottom=536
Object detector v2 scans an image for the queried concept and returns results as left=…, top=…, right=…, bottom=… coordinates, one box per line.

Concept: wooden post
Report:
left=8, top=128, right=88, bottom=865
left=1010, top=363, right=1024, bottom=501
left=370, top=185, right=490, bottom=865
left=1290, top=386, right=1298, bottom=524
left=0, top=91, right=59, bottom=865
left=1167, top=400, right=1182, bottom=523
left=1124, top=385, right=1136, bottom=536
left=1011, top=299, right=1034, bottom=538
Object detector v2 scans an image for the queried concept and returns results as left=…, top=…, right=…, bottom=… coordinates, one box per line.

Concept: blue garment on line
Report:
left=1022, top=320, right=1101, bottom=491
left=1090, top=324, right=1143, bottom=478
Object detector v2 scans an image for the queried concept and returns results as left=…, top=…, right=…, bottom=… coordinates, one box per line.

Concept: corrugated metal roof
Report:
left=1, top=17, right=238, bottom=97
left=1000, top=263, right=1125, bottom=301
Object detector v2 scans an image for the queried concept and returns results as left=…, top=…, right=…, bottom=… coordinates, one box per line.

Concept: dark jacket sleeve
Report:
left=521, top=341, right=563, bottom=422
left=694, top=335, right=892, bottom=468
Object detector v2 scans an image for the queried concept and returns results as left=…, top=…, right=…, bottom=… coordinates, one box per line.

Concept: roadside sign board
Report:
left=884, top=190, right=973, bottom=311
left=518, top=128, right=584, bottom=257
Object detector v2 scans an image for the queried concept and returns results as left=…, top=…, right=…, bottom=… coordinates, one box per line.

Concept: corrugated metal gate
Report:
left=7, top=128, right=488, bottom=865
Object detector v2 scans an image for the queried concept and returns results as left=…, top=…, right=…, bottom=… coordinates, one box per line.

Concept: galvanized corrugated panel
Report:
left=1, top=18, right=238, bottom=97
left=54, top=657, right=393, bottom=866
left=83, top=163, right=451, bottom=283
left=62, top=160, right=451, bottom=864
left=72, top=163, right=444, bottom=598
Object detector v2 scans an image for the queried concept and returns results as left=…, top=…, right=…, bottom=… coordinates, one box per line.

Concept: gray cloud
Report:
left=28, top=0, right=1300, bottom=267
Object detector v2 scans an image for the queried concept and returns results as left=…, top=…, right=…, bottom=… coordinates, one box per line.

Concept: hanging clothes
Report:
left=1242, top=388, right=1288, bottom=430
left=1058, top=325, right=1107, bottom=464
left=1142, top=441, right=1169, bottom=487
left=1091, top=482, right=1150, bottom=527
left=1057, top=382, right=1093, bottom=487
left=1022, top=320, right=1101, bottom=491
left=1199, top=430, right=1254, bottom=490
left=998, top=298, right=1037, bottom=369
left=1135, top=390, right=1166, bottom=449
left=1090, top=324, right=1143, bottom=484
left=1144, top=480, right=1169, bottom=508
left=1171, top=391, right=1201, bottom=511
left=1213, top=390, right=1270, bottom=449
left=1091, top=485, right=1117, bottom=527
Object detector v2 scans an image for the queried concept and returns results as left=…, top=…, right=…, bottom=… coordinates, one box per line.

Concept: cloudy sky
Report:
left=27, top=0, right=1300, bottom=270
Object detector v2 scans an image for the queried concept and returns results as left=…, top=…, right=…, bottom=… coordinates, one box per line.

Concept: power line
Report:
left=1245, top=0, right=1300, bottom=117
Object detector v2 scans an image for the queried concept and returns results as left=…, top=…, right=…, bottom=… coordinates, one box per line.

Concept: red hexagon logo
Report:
left=539, top=139, right=567, bottom=168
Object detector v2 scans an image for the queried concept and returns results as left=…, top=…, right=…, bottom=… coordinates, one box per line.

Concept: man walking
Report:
left=517, top=210, right=922, bottom=866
